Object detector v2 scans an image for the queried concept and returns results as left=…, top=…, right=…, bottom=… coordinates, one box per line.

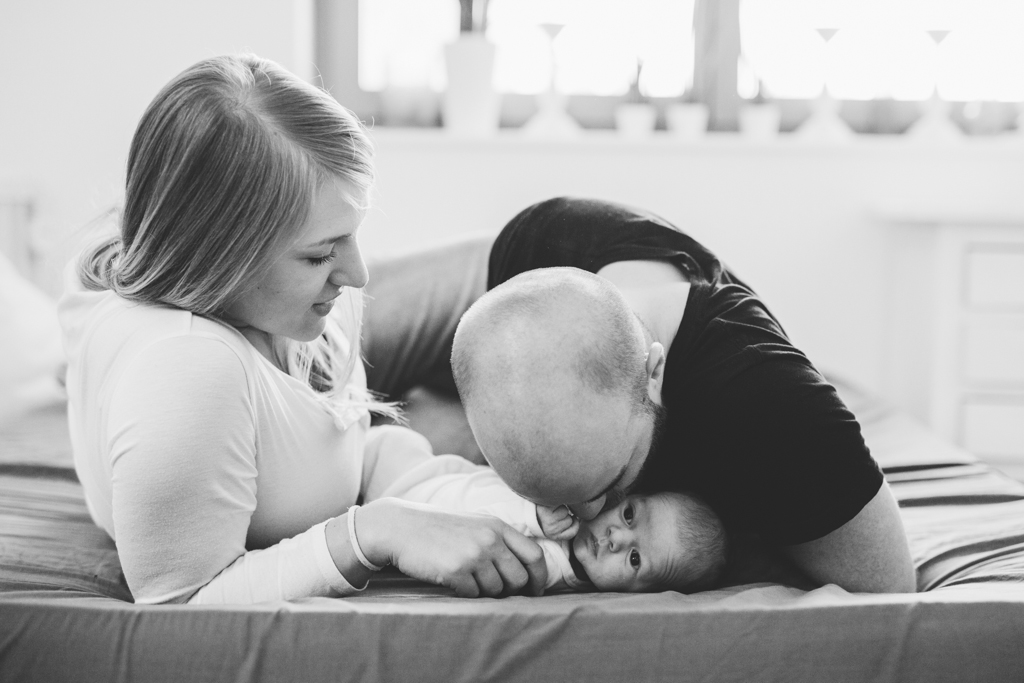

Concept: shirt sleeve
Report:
left=107, top=334, right=358, bottom=604
left=379, top=455, right=544, bottom=538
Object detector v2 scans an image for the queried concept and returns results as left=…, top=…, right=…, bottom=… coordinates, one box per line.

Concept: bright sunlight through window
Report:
left=740, top=0, right=1024, bottom=101
left=358, top=0, right=695, bottom=97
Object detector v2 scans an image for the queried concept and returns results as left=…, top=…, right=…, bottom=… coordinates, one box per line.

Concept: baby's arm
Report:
left=379, top=455, right=581, bottom=590
left=361, top=425, right=437, bottom=503
left=379, top=454, right=543, bottom=537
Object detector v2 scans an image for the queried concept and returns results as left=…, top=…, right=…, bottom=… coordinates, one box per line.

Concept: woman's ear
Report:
left=645, top=341, right=666, bottom=406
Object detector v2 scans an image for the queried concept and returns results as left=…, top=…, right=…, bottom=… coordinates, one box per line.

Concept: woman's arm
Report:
left=111, top=337, right=546, bottom=603
left=109, top=335, right=358, bottom=604
left=784, top=483, right=916, bottom=593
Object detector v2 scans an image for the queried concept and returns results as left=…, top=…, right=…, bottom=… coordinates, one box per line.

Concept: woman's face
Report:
left=223, top=177, right=368, bottom=343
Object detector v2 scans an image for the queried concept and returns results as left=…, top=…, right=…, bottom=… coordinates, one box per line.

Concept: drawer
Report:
left=963, top=323, right=1024, bottom=384
left=962, top=399, right=1024, bottom=456
left=965, top=247, right=1024, bottom=308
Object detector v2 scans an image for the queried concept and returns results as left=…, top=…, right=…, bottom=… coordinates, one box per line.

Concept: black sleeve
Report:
left=701, top=359, right=884, bottom=546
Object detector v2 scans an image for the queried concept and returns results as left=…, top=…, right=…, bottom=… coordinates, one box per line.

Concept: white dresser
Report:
left=884, top=213, right=1024, bottom=480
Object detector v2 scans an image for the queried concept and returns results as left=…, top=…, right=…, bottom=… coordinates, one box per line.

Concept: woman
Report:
left=58, top=54, right=546, bottom=605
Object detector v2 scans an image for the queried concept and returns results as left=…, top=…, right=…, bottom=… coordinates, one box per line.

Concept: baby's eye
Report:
left=629, top=549, right=641, bottom=570
left=623, top=503, right=635, bottom=524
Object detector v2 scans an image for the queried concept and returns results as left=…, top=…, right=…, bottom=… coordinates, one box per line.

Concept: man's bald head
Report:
left=451, top=267, right=659, bottom=507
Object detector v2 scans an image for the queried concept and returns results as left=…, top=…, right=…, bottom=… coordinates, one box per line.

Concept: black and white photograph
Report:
left=2, top=1, right=1024, bottom=681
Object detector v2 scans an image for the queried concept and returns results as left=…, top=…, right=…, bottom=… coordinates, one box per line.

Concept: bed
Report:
left=3, top=368, right=1024, bottom=683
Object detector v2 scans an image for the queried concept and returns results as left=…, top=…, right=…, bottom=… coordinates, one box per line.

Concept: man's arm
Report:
left=784, top=482, right=916, bottom=593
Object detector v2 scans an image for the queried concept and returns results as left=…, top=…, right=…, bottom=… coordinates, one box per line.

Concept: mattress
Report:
left=2, top=378, right=1024, bottom=683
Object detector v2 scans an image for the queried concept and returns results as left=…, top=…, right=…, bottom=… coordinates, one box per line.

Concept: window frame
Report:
left=314, top=0, right=726, bottom=130
left=313, top=0, right=1020, bottom=135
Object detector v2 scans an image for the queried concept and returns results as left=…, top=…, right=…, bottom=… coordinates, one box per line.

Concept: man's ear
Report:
left=645, top=341, right=666, bottom=406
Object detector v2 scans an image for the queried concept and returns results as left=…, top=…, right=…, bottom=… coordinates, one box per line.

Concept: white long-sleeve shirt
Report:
left=59, top=265, right=374, bottom=604
left=381, top=455, right=590, bottom=592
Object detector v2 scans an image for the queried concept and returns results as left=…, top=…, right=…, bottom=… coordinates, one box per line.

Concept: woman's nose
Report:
left=329, top=241, right=368, bottom=289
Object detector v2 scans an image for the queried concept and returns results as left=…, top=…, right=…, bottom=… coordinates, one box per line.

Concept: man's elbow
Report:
left=856, top=564, right=917, bottom=594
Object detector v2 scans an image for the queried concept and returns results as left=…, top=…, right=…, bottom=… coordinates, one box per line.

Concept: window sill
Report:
left=367, top=126, right=1024, bottom=156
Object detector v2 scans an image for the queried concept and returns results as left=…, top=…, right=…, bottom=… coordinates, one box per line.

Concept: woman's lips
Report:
left=311, top=299, right=335, bottom=316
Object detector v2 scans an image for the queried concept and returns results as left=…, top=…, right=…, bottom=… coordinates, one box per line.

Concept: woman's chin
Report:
left=290, top=317, right=328, bottom=342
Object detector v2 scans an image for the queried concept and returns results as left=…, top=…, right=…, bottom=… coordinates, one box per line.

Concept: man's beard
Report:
left=628, top=397, right=667, bottom=496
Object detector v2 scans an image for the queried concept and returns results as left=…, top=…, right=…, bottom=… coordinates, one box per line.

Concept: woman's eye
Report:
left=623, top=503, right=634, bottom=524
left=629, top=549, right=641, bottom=569
left=307, top=253, right=336, bottom=266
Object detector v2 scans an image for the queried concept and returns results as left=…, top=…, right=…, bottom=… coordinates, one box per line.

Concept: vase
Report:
left=795, top=91, right=853, bottom=143
left=443, top=34, right=500, bottom=137
left=522, top=90, right=581, bottom=138
left=666, top=103, right=709, bottom=140
left=906, top=93, right=962, bottom=144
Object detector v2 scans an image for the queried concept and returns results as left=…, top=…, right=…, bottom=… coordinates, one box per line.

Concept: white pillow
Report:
left=0, top=249, right=70, bottom=465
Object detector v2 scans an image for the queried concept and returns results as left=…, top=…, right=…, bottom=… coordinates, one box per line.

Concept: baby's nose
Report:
left=606, top=526, right=631, bottom=552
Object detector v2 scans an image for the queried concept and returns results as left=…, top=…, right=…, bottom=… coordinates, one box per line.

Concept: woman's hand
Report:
left=536, top=504, right=580, bottom=541
left=356, top=498, right=549, bottom=598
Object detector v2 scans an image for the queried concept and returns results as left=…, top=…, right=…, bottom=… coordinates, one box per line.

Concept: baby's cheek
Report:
left=586, top=559, right=621, bottom=591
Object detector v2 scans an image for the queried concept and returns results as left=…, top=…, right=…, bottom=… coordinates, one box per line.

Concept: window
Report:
left=315, top=0, right=1024, bottom=132
left=740, top=0, right=1024, bottom=102
left=317, top=0, right=694, bottom=128
left=358, top=0, right=694, bottom=97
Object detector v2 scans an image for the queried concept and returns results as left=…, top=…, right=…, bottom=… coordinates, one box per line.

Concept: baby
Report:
left=545, top=490, right=727, bottom=593
left=376, top=436, right=727, bottom=594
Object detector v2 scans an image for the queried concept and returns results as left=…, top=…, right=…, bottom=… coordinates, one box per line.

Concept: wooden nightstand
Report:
left=883, top=213, right=1024, bottom=482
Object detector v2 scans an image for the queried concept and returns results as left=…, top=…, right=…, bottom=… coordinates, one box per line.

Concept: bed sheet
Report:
left=3, top=378, right=1024, bottom=682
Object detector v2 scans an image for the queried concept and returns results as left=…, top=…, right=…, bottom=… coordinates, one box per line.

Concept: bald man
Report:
left=365, top=197, right=915, bottom=594
left=450, top=268, right=664, bottom=508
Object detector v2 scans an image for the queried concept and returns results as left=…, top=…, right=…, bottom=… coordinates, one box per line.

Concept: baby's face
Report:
left=571, top=494, right=686, bottom=592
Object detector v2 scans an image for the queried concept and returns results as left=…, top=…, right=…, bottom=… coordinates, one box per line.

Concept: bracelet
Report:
left=347, top=504, right=385, bottom=572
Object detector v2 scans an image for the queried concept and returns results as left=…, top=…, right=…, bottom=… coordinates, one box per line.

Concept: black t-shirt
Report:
left=488, top=197, right=883, bottom=546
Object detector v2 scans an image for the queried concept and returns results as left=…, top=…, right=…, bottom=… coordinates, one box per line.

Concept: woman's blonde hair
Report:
left=79, top=53, right=394, bottom=421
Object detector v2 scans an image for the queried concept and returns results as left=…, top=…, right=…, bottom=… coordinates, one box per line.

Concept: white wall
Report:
left=0, top=0, right=313, bottom=293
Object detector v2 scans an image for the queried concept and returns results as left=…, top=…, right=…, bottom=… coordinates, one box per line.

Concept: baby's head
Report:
left=571, top=491, right=727, bottom=593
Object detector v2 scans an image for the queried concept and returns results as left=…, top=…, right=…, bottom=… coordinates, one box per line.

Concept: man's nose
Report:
left=569, top=496, right=605, bottom=521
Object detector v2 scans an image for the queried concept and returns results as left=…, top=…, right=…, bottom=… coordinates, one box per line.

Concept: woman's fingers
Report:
left=492, top=548, right=530, bottom=596
left=365, top=499, right=548, bottom=598
left=499, top=526, right=548, bottom=596
left=449, top=573, right=481, bottom=599
left=473, top=563, right=506, bottom=598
